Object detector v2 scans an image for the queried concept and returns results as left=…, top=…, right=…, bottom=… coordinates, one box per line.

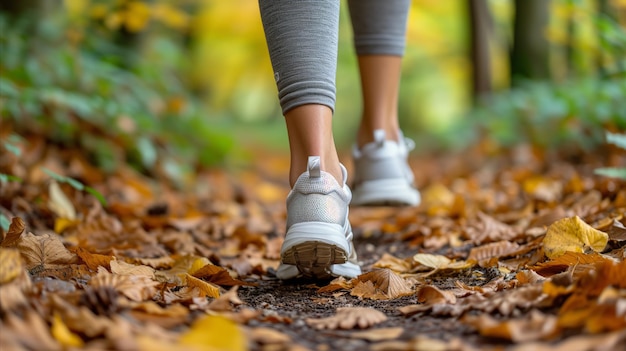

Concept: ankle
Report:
left=356, top=125, right=399, bottom=148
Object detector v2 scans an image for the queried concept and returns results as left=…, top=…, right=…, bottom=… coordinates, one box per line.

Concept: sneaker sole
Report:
left=281, top=241, right=349, bottom=279
left=279, top=222, right=359, bottom=280
left=352, top=178, right=421, bottom=206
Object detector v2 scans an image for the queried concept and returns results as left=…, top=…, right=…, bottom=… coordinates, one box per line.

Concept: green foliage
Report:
left=595, top=131, right=626, bottom=180
left=469, top=78, right=626, bottom=150
left=0, top=214, right=9, bottom=232
left=0, top=9, right=233, bottom=185
left=42, top=167, right=108, bottom=206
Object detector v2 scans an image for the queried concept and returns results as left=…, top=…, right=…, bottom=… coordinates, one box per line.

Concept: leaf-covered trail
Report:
left=1, top=138, right=625, bottom=351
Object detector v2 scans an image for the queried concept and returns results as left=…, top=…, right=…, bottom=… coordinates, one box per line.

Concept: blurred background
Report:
left=1, top=0, right=625, bottom=184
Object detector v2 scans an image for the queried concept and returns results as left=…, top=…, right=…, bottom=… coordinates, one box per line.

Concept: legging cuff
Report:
left=279, top=81, right=336, bottom=114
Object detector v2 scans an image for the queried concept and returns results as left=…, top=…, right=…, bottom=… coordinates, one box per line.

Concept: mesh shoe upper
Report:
left=277, top=156, right=361, bottom=280
left=351, top=129, right=420, bottom=206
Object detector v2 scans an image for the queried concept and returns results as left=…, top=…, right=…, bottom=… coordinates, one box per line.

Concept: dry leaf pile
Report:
left=1, top=135, right=625, bottom=350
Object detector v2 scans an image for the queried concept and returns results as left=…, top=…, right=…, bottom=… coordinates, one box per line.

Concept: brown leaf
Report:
left=1, top=217, right=25, bottom=247
left=192, top=264, right=255, bottom=286
left=208, top=286, right=243, bottom=312
left=89, top=267, right=158, bottom=302
left=532, top=251, right=611, bottom=277
left=606, top=219, right=626, bottom=242
left=74, top=247, right=114, bottom=271
left=110, top=259, right=155, bottom=277
left=463, top=309, right=558, bottom=342
left=350, top=327, right=404, bottom=341
left=417, top=285, right=457, bottom=304
left=185, top=273, right=220, bottom=298
left=2, top=310, right=61, bottom=351
left=306, top=307, right=387, bottom=330
left=351, top=280, right=388, bottom=300
left=17, top=232, right=77, bottom=270
left=248, top=327, right=291, bottom=345
left=467, top=240, right=522, bottom=265
left=353, top=269, right=414, bottom=299
left=465, top=212, right=518, bottom=243
left=523, top=176, right=562, bottom=203
left=318, top=276, right=352, bottom=293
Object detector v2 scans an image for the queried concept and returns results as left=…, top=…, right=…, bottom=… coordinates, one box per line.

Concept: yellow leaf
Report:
left=0, top=248, right=24, bottom=284
left=413, top=253, right=451, bottom=269
left=185, top=274, right=220, bottom=298
left=179, top=315, right=246, bottom=351
left=413, top=253, right=472, bottom=270
left=189, top=257, right=212, bottom=275
left=543, top=216, right=609, bottom=259
left=52, top=313, right=84, bottom=348
left=48, top=181, right=76, bottom=221
left=54, top=217, right=79, bottom=233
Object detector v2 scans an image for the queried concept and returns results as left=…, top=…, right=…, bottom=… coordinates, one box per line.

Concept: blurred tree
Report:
left=468, top=0, right=493, bottom=102
left=511, top=0, right=552, bottom=84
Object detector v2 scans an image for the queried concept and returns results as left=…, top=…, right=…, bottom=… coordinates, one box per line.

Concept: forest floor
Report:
left=1, top=134, right=625, bottom=351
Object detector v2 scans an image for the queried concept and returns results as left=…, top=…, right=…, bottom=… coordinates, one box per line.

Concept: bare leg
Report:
left=356, top=55, right=403, bottom=148
left=285, top=104, right=342, bottom=187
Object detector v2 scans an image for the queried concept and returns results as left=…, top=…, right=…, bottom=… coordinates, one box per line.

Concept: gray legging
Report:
left=259, top=0, right=411, bottom=114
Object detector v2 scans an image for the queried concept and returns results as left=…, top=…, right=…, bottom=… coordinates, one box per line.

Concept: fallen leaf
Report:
left=543, top=216, right=609, bottom=259
left=353, top=269, right=414, bottom=299
left=178, top=315, right=246, bottom=351
left=1, top=217, right=25, bottom=247
left=248, top=327, right=291, bottom=345
left=3, top=310, right=61, bottom=351
left=605, top=219, right=626, bottom=242
left=184, top=273, right=220, bottom=298
left=465, top=212, right=519, bottom=243
left=523, top=176, right=562, bottom=202
left=463, top=309, right=558, bottom=342
left=208, top=286, right=243, bottom=312
left=48, top=181, right=77, bottom=222
left=417, top=285, right=457, bottom=304
left=51, top=312, right=84, bottom=348
left=350, top=327, right=404, bottom=341
left=508, top=329, right=626, bottom=351
left=90, top=267, right=158, bottom=301
left=305, top=307, right=387, bottom=330
left=318, top=276, right=352, bottom=293
left=372, top=253, right=414, bottom=273
left=17, top=232, right=77, bottom=270
left=74, top=247, right=114, bottom=271
left=531, top=251, right=610, bottom=277
left=467, top=240, right=522, bottom=265
left=413, top=253, right=472, bottom=270
left=192, top=264, right=254, bottom=286
left=110, top=259, right=156, bottom=278
left=0, top=248, right=24, bottom=284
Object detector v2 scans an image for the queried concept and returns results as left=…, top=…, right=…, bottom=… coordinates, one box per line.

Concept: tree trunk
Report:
left=511, top=0, right=551, bottom=85
left=468, top=0, right=492, bottom=102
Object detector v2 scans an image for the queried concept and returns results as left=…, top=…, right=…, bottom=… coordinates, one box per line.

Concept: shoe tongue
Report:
left=307, top=156, right=321, bottom=178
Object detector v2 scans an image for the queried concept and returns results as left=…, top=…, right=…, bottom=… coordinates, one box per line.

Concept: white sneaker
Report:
left=351, top=129, right=421, bottom=206
left=276, top=156, right=361, bottom=280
